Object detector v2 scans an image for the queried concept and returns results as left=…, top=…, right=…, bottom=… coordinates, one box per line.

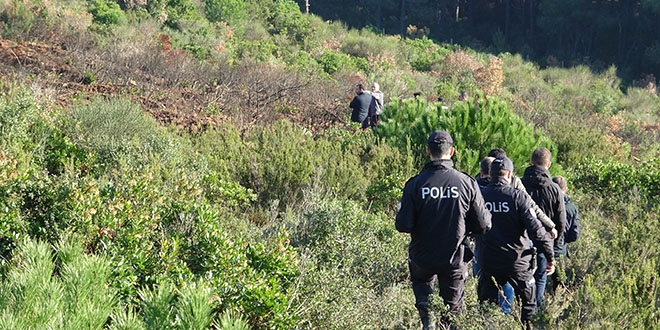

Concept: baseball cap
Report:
left=427, top=130, right=453, bottom=146
left=490, top=156, right=514, bottom=173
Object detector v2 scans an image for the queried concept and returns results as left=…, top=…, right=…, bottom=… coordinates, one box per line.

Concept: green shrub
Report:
left=0, top=237, right=116, bottom=329
left=108, top=304, right=145, bottom=330
left=548, top=118, right=629, bottom=167
left=571, top=157, right=660, bottom=205
left=205, top=0, right=246, bottom=27
left=0, top=0, right=49, bottom=39
left=375, top=96, right=555, bottom=175
left=63, top=97, right=194, bottom=171
left=588, top=80, right=623, bottom=115
left=233, top=38, right=278, bottom=62
left=317, top=50, right=365, bottom=75
left=289, top=197, right=414, bottom=329
left=88, top=0, right=126, bottom=26
left=402, top=36, right=450, bottom=72
left=138, top=282, right=176, bottom=330
left=147, top=0, right=203, bottom=30
left=214, top=309, right=250, bottom=330
left=269, top=0, right=311, bottom=44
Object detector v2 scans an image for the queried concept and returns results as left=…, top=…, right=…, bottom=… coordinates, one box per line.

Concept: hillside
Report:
left=2, top=1, right=660, bottom=329
left=0, top=33, right=344, bottom=133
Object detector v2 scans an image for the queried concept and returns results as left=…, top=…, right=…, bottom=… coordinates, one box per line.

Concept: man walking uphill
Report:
left=478, top=157, right=555, bottom=328
left=396, top=131, right=492, bottom=330
left=349, top=84, right=372, bottom=130
left=521, top=147, right=567, bottom=308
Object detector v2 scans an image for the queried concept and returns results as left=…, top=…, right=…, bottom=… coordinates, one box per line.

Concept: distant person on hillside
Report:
left=478, top=156, right=555, bottom=329
left=458, top=91, right=468, bottom=101
left=396, top=130, right=491, bottom=330
left=521, top=147, right=567, bottom=308
left=550, top=175, right=581, bottom=292
left=350, top=83, right=372, bottom=130
left=369, top=82, right=384, bottom=127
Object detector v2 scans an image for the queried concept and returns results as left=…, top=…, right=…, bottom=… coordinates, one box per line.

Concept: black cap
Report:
left=427, top=131, right=453, bottom=146
left=490, top=156, right=514, bottom=173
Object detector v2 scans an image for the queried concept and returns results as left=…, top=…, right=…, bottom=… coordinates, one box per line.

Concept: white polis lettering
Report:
left=421, top=186, right=459, bottom=199
left=485, top=201, right=510, bottom=213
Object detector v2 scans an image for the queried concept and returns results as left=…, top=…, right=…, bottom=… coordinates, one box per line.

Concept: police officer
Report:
left=486, top=148, right=558, bottom=240
left=396, top=131, right=492, bottom=330
left=477, top=156, right=555, bottom=328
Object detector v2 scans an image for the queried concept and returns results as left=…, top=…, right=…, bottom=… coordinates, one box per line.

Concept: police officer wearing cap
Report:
left=477, top=156, right=555, bottom=328
left=396, top=131, right=492, bottom=330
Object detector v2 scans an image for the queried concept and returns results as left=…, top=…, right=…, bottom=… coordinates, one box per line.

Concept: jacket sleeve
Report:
left=519, top=193, right=554, bottom=261
left=513, top=176, right=555, bottom=229
left=553, top=188, right=568, bottom=240
left=395, top=181, right=416, bottom=233
left=465, top=180, right=491, bottom=237
left=565, top=201, right=580, bottom=243
left=531, top=198, right=555, bottom=230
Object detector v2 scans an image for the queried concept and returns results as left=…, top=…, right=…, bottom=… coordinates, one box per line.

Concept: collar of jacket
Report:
left=489, top=176, right=510, bottom=186
left=423, top=159, right=454, bottom=171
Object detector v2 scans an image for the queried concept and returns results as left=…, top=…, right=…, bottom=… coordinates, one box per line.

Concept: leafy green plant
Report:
left=0, top=0, right=49, bottom=38
left=88, top=0, right=126, bottom=26
left=0, top=237, right=116, bottom=329
left=214, top=309, right=250, bottom=330
left=269, top=0, right=311, bottom=43
left=375, top=96, right=555, bottom=175
left=176, top=282, right=214, bottom=330
left=402, top=36, right=450, bottom=72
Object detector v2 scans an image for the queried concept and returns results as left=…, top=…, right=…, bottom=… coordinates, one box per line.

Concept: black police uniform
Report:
left=477, top=176, right=554, bottom=321
left=396, top=159, right=491, bottom=324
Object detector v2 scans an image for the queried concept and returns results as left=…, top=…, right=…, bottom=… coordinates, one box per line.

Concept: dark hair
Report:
left=480, top=157, right=495, bottom=175
left=531, top=147, right=552, bottom=166
left=356, top=84, right=364, bottom=90
left=552, top=176, right=567, bottom=190
left=428, top=142, right=452, bottom=158
left=488, top=148, right=507, bottom=158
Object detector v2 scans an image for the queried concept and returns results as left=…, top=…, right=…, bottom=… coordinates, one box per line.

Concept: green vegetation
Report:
left=0, top=0, right=660, bottom=329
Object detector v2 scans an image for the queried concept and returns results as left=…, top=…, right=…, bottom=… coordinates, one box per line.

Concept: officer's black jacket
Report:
left=478, top=177, right=554, bottom=273
left=396, top=159, right=492, bottom=270
left=521, top=165, right=567, bottom=240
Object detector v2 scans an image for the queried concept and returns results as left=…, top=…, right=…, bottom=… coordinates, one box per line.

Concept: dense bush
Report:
left=571, top=157, right=660, bottom=205
left=375, top=96, right=556, bottom=176
left=402, top=36, right=450, bottom=72
left=88, top=0, right=126, bottom=27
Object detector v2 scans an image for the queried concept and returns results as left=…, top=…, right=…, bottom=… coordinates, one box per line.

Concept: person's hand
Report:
left=546, top=259, right=556, bottom=275
left=549, top=228, right=558, bottom=239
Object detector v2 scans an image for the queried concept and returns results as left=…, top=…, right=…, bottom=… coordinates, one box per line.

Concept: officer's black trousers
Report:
left=477, top=268, right=537, bottom=321
left=409, top=258, right=467, bottom=327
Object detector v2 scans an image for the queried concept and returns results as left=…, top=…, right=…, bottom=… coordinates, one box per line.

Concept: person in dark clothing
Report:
left=478, top=157, right=555, bottom=327
left=474, top=156, right=515, bottom=314
left=521, top=147, right=567, bottom=308
left=551, top=176, right=580, bottom=253
left=550, top=176, right=581, bottom=292
left=396, top=131, right=492, bottom=330
left=486, top=148, right=558, bottom=240
left=349, top=84, right=372, bottom=130
left=476, top=156, right=495, bottom=189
